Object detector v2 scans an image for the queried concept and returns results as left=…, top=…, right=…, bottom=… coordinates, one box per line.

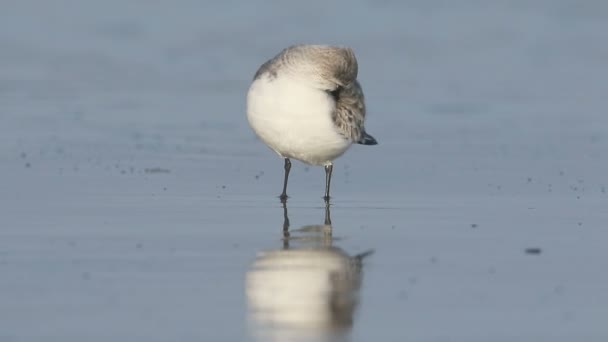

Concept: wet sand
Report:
left=1, top=1, right=608, bottom=341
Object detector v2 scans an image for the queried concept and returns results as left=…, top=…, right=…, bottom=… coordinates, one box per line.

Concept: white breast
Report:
left=246, top=74, right=352, bottom=165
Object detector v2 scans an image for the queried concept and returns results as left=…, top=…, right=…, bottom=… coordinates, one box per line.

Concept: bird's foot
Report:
left=279, top=193, right=289, bottom=203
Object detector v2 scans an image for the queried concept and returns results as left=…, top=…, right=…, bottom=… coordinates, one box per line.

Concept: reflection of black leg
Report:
left=282, top=201, right=290, bottom=232
left=322, top=201, right=332, bottom=246
left=280, top=158, right=291, bottom=202
left=282, top=200, right=290, bottom=249
left=323, top=163, right=333, bottom=202
left=324, top=201, right=332, bottom=225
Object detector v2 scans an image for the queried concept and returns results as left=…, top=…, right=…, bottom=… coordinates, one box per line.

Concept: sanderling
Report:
left=246, top=44, right=377, bottom=201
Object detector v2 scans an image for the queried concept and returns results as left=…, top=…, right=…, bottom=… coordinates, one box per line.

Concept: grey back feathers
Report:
left=254, top=45, right=358, bottom=89
left=331, top=80, right=371, bottom=143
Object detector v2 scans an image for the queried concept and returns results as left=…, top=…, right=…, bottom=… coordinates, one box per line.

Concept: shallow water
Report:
left=1, top=1, right=608, bottom=341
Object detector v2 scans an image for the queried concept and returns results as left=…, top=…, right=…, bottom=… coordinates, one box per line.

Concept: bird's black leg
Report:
left=279, top=158, right=291, bottom=202
left=323, top=163, right=333, bottom=203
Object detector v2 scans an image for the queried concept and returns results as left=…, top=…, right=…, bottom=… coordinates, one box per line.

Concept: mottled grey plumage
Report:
left=330, top=80, right=376, bottom=144
left=253, top=44, right=377, bottom=146
left=254, top=45, right=358, bottom=88
left=253, top=58, right=279, bottom=80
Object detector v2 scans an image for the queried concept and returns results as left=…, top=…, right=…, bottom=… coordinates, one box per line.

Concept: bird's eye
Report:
left=328, top=86, right=341, bottom=101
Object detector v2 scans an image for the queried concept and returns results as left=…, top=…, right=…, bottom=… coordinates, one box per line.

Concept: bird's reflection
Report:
left=246, top=202, right=372, bottom=342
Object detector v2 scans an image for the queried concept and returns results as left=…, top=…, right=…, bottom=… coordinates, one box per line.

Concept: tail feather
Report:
left=357, top=132, right=377, bottom=145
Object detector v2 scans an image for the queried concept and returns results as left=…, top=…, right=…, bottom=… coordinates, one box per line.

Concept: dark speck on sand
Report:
left=525, top=248, right=542, bottom=255
left=145, top=168, right=171, bottom=174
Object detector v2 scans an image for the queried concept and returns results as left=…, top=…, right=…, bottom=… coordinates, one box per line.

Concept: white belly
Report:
left=246, top=74, right=352, bottom=165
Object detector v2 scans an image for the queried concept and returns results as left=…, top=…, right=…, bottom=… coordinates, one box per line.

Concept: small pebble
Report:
left=525, top=247, right=542, bottom=255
